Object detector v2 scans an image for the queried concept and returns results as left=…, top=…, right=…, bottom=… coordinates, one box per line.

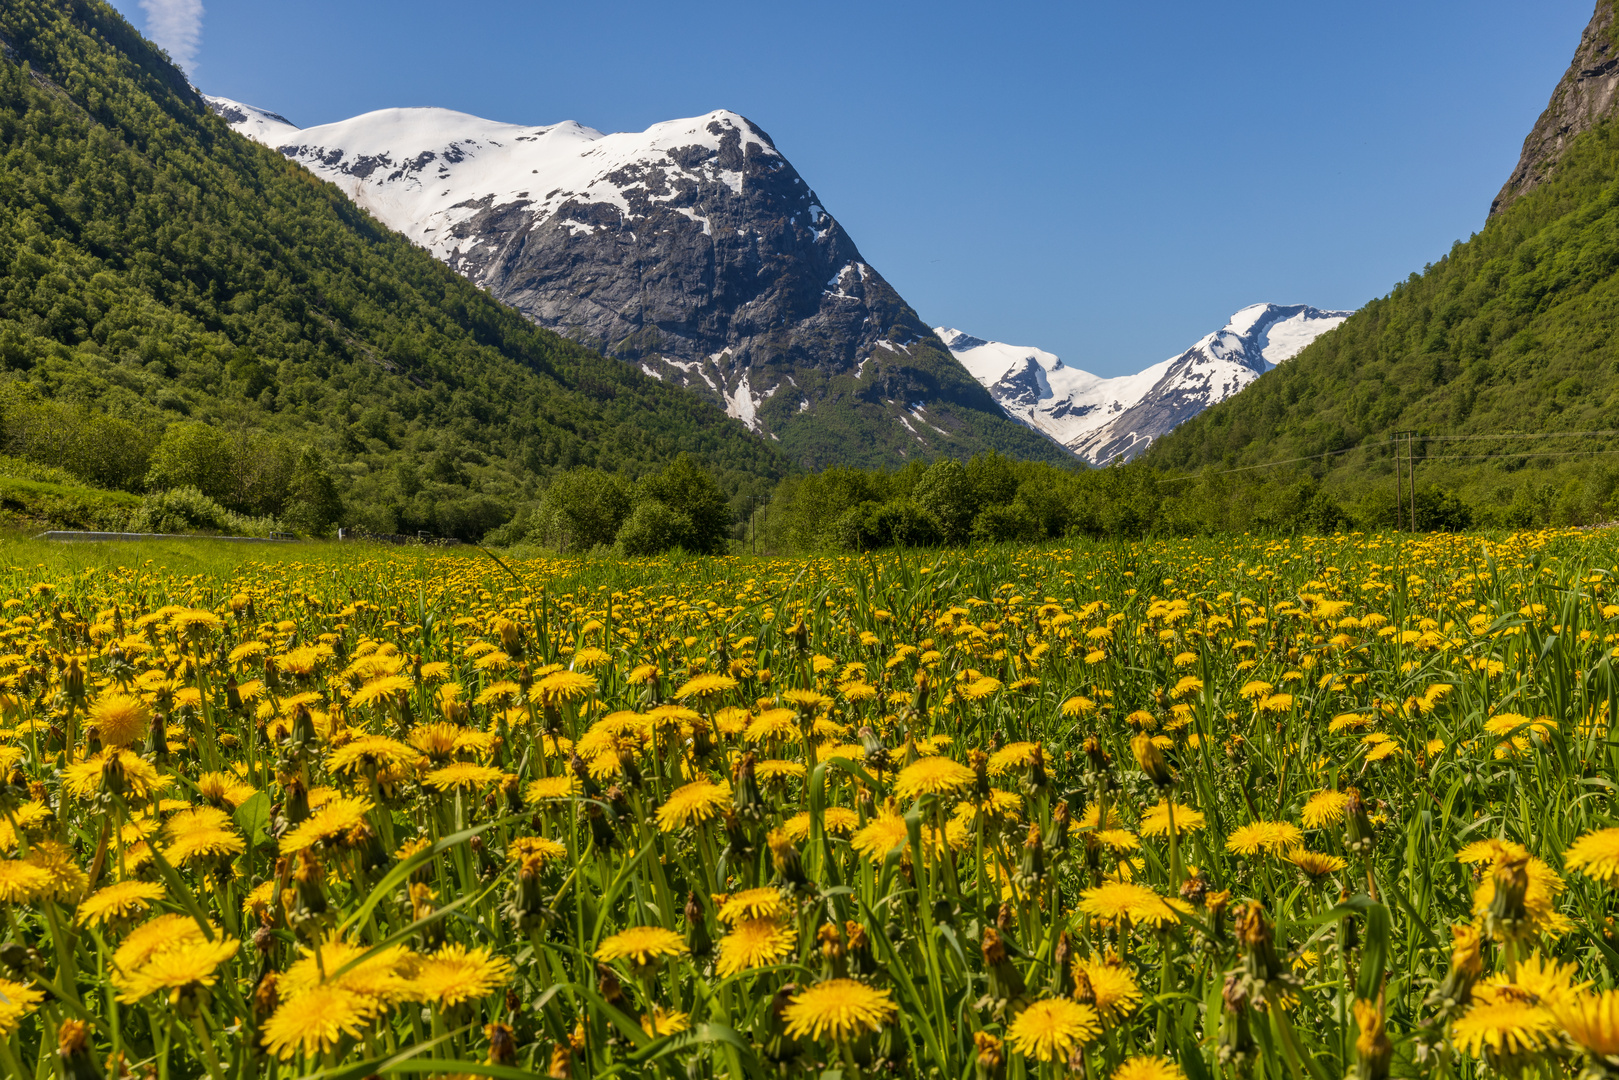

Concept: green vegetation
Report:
left=1146, top=111, right=1619, bottom=523
left=0, top=0, right=787, bottom=540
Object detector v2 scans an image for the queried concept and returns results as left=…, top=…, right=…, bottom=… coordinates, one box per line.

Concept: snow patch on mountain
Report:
left=205, top=95, right=776, bottom=269
left=939, top=303, right=1353, bottom=465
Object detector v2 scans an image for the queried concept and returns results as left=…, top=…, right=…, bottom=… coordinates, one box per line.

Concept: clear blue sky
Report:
left=114, top=0, right=1593, bottom=376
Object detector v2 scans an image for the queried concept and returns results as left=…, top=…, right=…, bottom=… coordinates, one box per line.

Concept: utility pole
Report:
left=1407, top=430, right=1417, bottom=532
left=1394, top=433, right=1404, bottom=532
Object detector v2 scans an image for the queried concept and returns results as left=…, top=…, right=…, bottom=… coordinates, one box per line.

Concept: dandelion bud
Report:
left=1018, top=822, right=1044, bottom=886
left=1351, top=997, right=1392, bottom=1080
left=1218, top=970, right=1257, bottom=1069
left=58, top=1019, right=97, bottom=1080
left=546, top=1042, right=574, bottom=1080
left=1343, top=789, right=1375, bottom=855
left=224, top=675, right=242, bottom=713
left=973, top=1031, right=1005, bottom=1080
left=1425, top=924, right=1483, bottom=1016
left=1483, top=848, right=1531, bottom=942
left=732, top=753, right=763, bottom=820
left=817, top=922, right=846, bottom=977
left=968, top=749, right=991, bottom=799
left=1180, top=870, right=1209, bottom=907
left=252, top=972, right=279, bottom=1019
left=1053, top=932, right=1074, bottom=996
left=767, top=827, right=806, bottom=889
left=595, top=963, right=629, bottom=1011
left=684, top=891, right=711, bottom=957
left=1131, top=731, right=1174, bottom=788
left=485, top=1022, right=517, bottom=1066
left=980, top=926, right=1025, bottom=1002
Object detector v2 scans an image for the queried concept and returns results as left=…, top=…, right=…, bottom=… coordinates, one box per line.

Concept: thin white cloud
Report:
left=138, top=0, right=204, bottom=73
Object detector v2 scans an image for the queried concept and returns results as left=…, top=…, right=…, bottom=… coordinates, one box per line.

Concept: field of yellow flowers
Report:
left=0, top=528, right=1617, bottom=1079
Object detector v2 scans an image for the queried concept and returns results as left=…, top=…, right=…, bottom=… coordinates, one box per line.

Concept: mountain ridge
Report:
left=208, top=95, right=1075, bottom=470
left=938, top=303, right=1352, bottom=464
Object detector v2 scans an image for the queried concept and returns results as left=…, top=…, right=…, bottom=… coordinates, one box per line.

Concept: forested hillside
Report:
left=1145, top=23, right=1619, bottom=524
left=0, top=0, right=786, bottom=538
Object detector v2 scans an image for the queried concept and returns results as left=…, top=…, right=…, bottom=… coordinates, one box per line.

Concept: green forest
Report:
left=0, top=0, right=788, bottom=539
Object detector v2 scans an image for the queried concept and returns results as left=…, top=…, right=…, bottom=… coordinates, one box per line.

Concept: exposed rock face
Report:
left=940, top=304, right=1352, bottom=464
left=1492, top=1, right=1619, bottom=216
left=207, top=99, right=1068, bottom=469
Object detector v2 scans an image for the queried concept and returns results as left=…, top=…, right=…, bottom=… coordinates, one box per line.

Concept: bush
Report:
left=636, top=455, right=732, bottom=555
left=972, top=501, right=1041, bottom=543
left=529, top=469, right=632, bottom=551
left=834, top=498, right=943, bottom=551
left=616, top=500, right=693, bottom=556
left=130, top=487, right=277, bottom=536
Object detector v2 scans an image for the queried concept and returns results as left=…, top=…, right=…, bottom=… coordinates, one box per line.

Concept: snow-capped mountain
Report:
left=206, top=97, right=1064, bottom=469
left=938, top=304, right=1353, bottom=465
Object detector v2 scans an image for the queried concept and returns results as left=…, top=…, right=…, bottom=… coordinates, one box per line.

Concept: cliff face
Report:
left=1491, top=1, right=1619, bottom=217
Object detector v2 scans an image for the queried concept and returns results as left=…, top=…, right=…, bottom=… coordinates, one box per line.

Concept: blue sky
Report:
left=115, top=0, right=1593, bottom=376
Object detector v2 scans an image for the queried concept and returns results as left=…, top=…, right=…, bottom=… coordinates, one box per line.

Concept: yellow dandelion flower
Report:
left=423, top=762, right=507, bottom=791
left=75, top=880, right=167, bottom=926
left=717, top=887, right=785, bottom=924
left=715, top=917, right=797, bottom=977
left=88, top=694, right=151, bottom=748
left=1112, top=1057, right=1188, bottom=1080
left=1138, top=799, right=1205, bottom=837
left=595, top=926, right=688, bottom=967
left=1006, top=997, right=1101, bottom=1062
left=1564, top=827, right=1619, bottom=885
left=1225, top=821, right=1303, bottom=856
left=1557, top=990, right=1619, bottom=1057
left=1300, top=790, right=1353, bottom=829
left=892, top=756, right=975, bottom=800
left=1073, top=955, right=1143, bottom=1025
left=655, top=779, right=730, bottom=832
left=279, top=795, right=375, bottom=855
left=1449, top=999, right=1558, bottom=1059
left=262, top=984, right=377, bottom=1061
left=783, top=979, right=896, bottom=1042
left=675, top=673, right=738, bottom=699
left=0, top=977, right=42, bottom=1036
left=1077, top=882, right=1182, bottom=927
left=406, top=943, right=513, bottom=1006
left=851, top=812, right=912, bottom=864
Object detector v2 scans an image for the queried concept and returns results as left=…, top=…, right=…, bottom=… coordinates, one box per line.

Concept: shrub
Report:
left=129, top=487, right=277, bottom=536
left=616, top=500, right=693, bottom=556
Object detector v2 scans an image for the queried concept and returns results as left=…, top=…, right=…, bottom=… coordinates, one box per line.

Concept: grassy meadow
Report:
left=0, top=528, right=1615, bottom=1078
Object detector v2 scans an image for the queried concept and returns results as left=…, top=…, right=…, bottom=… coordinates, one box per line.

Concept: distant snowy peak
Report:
left=939, top=303, right=1353, bottom=465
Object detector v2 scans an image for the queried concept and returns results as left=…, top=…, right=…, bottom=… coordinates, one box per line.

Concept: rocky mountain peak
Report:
left=208, top=96, right=1065, bottom=469
left=1491, top=1, right=1619, bottom=217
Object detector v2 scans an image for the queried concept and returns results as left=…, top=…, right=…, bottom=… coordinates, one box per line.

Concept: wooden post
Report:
left=1407, top=431, right=1417, bottom=532
left=1395, top=434, right=1404, bottom=531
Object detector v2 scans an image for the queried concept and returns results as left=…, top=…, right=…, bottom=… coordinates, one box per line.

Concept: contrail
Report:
left=139, top=0, right=204, bottom=73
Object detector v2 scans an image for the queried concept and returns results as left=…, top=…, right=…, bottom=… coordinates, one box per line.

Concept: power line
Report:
left=1157, top=429, right=1619, bottom=484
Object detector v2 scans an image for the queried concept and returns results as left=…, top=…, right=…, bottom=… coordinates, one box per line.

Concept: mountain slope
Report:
left=209, top=98, right=1073, bottom=470
left=1145, top=3, right=1619, bottom=506
left=0, top=0, right=786, bottom=539
left=938, top=304, right=1351, bottom=464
